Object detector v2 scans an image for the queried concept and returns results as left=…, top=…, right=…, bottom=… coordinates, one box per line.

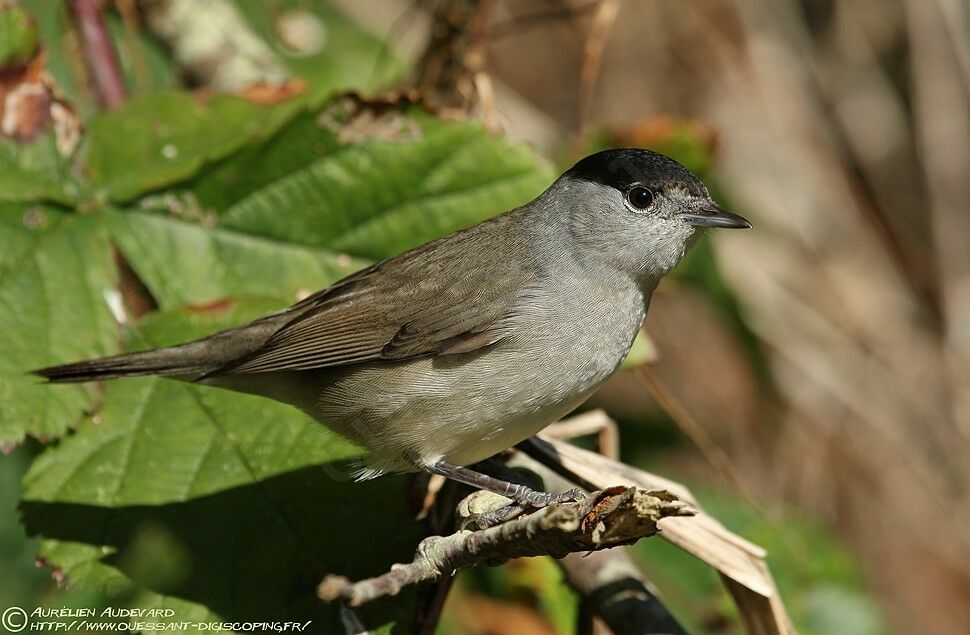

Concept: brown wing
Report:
left=209, top=213, right=535, bottom=376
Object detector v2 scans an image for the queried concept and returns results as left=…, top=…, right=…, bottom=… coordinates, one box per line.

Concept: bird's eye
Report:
left=626, top=186, right=655, bottom=210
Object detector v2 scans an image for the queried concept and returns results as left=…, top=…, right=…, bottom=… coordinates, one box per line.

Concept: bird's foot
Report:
left=512, top=486, right=586, bottom=508
left=473, top=503, right=527, bottom=529
left=471, top=488, right=587, bottom=529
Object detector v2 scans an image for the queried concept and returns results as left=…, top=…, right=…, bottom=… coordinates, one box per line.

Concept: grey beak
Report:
left=681, top=204, right=751, bottom=229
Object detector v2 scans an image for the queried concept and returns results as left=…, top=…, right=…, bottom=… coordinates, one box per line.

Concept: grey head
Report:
left=542, top=148, right=750, bottom=282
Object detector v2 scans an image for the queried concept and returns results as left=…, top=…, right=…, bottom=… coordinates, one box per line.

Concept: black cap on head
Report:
left=564, top=148, right=707, bottom=197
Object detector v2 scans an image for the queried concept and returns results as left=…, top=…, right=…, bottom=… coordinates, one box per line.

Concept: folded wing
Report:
left=208, top=215, right=535, bottom=376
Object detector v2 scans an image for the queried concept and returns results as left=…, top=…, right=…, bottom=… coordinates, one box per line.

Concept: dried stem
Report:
left=531, top=432, right=796, bottom=634
left=639, top=366, right=754, bottom=503
left=577, top=0, right=619, bottom=138
left=542, top=409, right=620, bottom=460
left=411, top=0, right=495, bottom=114
left=490, top=1, right=600, bottom=40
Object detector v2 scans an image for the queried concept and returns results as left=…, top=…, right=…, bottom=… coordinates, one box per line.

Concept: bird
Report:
left=34, top=148, right=750, bottom=507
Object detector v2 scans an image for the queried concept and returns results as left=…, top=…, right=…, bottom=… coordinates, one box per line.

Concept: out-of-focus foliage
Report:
left=231, top=1, right=405, bottom=98
left=25, top=1, right=178, bottom=118
left=0, top=5, right=38, bottom=64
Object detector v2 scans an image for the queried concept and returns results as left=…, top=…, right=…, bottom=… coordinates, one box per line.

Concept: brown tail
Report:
left=33, top=312, right=291, bottom=383
left=33, top=347, right=210, bottom=382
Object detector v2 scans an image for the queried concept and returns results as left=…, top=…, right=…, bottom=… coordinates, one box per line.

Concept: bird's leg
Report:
left=424, top=459, right=584, bottom=507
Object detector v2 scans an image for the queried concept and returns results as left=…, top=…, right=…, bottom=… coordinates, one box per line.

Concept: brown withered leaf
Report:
left=0, top=48, right=81, bottom=155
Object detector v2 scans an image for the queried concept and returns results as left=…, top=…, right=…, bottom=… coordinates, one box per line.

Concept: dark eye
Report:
left=627, top=186, right=654, bottom=210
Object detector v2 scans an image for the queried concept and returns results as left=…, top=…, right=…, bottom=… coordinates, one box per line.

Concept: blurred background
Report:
left=2, top=1, right=968, bottom=634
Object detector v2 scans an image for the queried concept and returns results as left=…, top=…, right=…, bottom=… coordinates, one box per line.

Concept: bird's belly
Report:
left=314, top=323, right=638, bottom=471
left=436, top=386, right=597, bottom=466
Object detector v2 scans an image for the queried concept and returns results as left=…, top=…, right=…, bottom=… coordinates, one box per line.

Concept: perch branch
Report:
left=505, top=447, right=689, bottom=635
left=319, top=486, right=692, bottom=607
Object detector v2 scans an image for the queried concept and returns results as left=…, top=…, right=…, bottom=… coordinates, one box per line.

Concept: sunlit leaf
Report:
left=0, top=136, right=80, bottom=205
left=107, top=210, right=366, bottom=309
left=83, top=92, right=306, bottom=202
left=0, top=205, right=116, bottom=445
left=220, top=114, right=553, bottom=260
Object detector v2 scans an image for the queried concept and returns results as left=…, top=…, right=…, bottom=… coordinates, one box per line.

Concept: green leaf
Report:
left=620, top=331, right=658, bottom=369
left=21, top=304, right=421, bottom=633
left=0, top=447, right=52, bottom=610
left=114, top=112, right=552, bottom=309
left=83, top=92, right=307, bottom=202
left=13, top=93, right=555, bottom=631
left=220, top=114, right=554, bottom=260
left=189, top=110, right=343, bottom=212
left=0, top=205, right=117, bottom=445
left=0, top=136, right=80, bottom=205
left=107, top=210, right=367, bottom=310
left=0, top=5, right=38, bottom=65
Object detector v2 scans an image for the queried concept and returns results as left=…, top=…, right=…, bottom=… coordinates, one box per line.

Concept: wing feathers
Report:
left=207, top=211, right=536, bottom=377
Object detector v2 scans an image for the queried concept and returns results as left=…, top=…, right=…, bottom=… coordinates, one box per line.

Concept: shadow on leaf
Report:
left=21, top=463, right=422, bottom=634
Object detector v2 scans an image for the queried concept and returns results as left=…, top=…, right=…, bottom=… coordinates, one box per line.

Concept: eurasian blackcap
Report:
left=35, top=149, right=750, bottom=506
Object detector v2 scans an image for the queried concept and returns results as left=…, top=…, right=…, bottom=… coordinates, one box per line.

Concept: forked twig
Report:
left=577, top=0, right=619, bottom=137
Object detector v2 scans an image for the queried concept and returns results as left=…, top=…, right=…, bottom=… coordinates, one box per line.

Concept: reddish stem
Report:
left=69, top=0, right=128, bottom=108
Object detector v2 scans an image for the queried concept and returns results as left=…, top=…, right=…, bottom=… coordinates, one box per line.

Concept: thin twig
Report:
left=542, top=409, right=620, bottom=460
left=638, top=366, right=755, bottom=504
left=577, top=0, right=619, bottom=138
left=490, top=0, right=600, bottom=39
left=114, top=0, right=151, bottom=93
left=69, top=0, right=128, bottom=108
left=68, top=0, right=158, bottom=317
left=318, top=486, right=691, bottom=607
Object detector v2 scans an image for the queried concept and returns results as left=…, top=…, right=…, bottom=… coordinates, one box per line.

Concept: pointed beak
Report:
left=681, top=204, right=751, bottom=229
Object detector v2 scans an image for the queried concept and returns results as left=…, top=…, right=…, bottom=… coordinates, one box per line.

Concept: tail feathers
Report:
left=33, top=347, right=211, bottom=383
left=33, top=312, right=293, bottom=384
